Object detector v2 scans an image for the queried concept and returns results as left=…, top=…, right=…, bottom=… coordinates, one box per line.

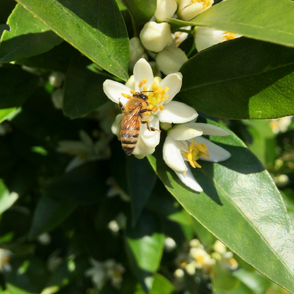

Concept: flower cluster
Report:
left=103, top=58, right=230, bottom=192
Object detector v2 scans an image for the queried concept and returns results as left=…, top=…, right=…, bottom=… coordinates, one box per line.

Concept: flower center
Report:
left=182, top=140, right=210, bottom=169
left=222, top=32, right=237, bottom=41
left=121, top=79, right=169, bottom=114
left=191, top=0, right=211, bottom=9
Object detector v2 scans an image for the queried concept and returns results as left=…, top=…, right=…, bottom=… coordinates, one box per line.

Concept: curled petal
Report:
left=134, top=59, right=154, bottom=92
left=168, top=123, right=203, bottom=141
left=111, top=114, right=123, bottom=136
left=140, top=116, right=161, bottom=148
left=159, top=72, right=183, bottom=104
left=163, top=136, right=187, bottom=173
left=192, top=123, right=231, bottom=136
left=175, top=164, right=203, bottom=192
left=103, top=80, right=131, bottom=105
left=194, top=136, right=231, bottom=162
left=157, top=101, right=198, bottom=124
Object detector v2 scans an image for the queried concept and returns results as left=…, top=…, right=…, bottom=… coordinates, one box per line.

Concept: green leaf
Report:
left=233, top=268, right=272, bottom=294
left=16, top=0, right=129, bottom=81
left=0, top=4, right=62, bottom=63
left=0, top=65, right=38, bottom=108
left=148, top=120, right=294, bottom=293
left=46, top=162, right=108, bottom=204
left=134, top=273, right=175, bottom=294
left=0, top=179, right=19, bottom=214
left=63, top=57, right=108, bottom=119
left=125, top=210, right=165, bottom=292
left=126, top=156, right=157, bottom=225
left=0, top=108, right=18, bottom=123
left=180, top=38, right=294, bottom=119
left=0, top=24, right=9, bottom=37
left=28, top=194, right=77, bottom=239
left=169, top=0, right=294, bottom=47
left=123, top=0, right=156, bottom=26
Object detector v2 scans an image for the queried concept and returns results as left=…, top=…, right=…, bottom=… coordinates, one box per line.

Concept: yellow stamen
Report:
left=121, top=93, right=133, bottom=99
left=223, top=32, right=236, bottom=41
left=130, top=90, right=135, bottom=94
left=164, top=94, right=169, bottom=101
left=145, top=111, right=151, bottom=116
left=143, top=86, right=147, bottom=91
left=159, top=104, right=164, bottom=111
left=145, top=119, right=150, bottom=123
left=182, top=142, right=209, bottom=169
left=183, top=172, right=187, bottom=176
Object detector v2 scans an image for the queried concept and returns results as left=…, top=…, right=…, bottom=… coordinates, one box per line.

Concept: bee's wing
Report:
left=120, top=106, right=142, bottom=139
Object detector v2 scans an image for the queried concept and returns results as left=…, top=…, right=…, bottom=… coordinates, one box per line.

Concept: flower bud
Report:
left=156, top=46, right=188, bottom=75
left=129, top=37, right=146, bottom=70
left=178, top=0, right=213, bottom=21
left=49, top=71, right=65, bottom=88
left=140, top=21, right=173, bottom=52
left=155, top=0, right=178, bottom=22
left=51, top=88, right=64, bottom=109
left=194, top=26, right=241, bottom=52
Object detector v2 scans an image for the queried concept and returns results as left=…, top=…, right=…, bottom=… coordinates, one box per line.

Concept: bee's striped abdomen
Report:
left=120, top=115, right=140, bottom=155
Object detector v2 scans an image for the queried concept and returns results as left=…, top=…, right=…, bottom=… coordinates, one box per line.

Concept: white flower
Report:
left=85, top=259, right=125, bottom=290
left=172, top=26, right=191, bottom=47
left=213, top=240, right=226, bottom=254
left=37, top=233, right=51, bottom=245
left=51, top=88, right=64, bottom=109
left=163, top=122, right=231, bottom=192
left=0, top=249, right=12, bottom=272
left=156, top=46, right=188, bottom=75
left=178, top=0, right=213, bottom=21
left=103, top=58, right=197, bottom=159
left=189, top=247, right=215, bottom=270
left=270, top=116, right=293, bottom=134
left=140, top=21, right=173, bottom=52
left=164, top=237, right=177, bottom=252
left=195, top=26, right=241, bottom=52
left=154, top=0, right=178, bottom=22
left=49, top=71, right=65, bottom=88
left=57, top=130, right=111, bottom=171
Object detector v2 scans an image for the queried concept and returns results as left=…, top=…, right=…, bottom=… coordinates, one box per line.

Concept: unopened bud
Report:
left=49, top=71, right=65, bottom=88
left=155, top=0, right=178, bottom=22
left=178, top=0, right=213, bottom=21
left=140, top=21, right=173, bottom=52
left=129, top=37, right=146, bottom=70
left=156, top=46, right=188, bottom=75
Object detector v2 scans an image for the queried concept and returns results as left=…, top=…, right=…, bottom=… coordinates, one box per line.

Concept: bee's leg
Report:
left=141, top=120, right=161, bottom=132
left=118, top=98, right=125, bottom=111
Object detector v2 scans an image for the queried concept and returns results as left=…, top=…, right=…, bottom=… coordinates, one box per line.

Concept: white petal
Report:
left=168, top=123, right=203, bottom=141
left=157, top=101, right=198, bottom=124
left=158, top=72, right=182, bottom=103
left=125, top=75, right=135, bottom=89
left=134, top=59, right=154, bottom=92
left=132, top=137, right=155, bottom=159
left=66, top=157, right=85, bottom=172
left=163, top=136, right=187, bottom=173
left=79, top=130, right=93, bottom=146
left=194, top=136, right=231, bottom=162
left=175, top=164, right=203, bottom=192
left=187, top=123, right=230, bottom=136
left=140, top=116, right=160, bottom=148
left=103, top=80, right=131, bottom=105
left=111, top=114, right=123, bottom=136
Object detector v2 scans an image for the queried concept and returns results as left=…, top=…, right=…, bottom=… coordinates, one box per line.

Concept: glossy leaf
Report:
left=134, top=274, right=175, bottom=294
left=28, top=194, right=77, bottom=239
left=0, top=108, right=18, bottom=123
left=123, top=0, right=156, bottom=26
left=16, top=0, right=129, bottom=81
left=45, top=162, right=109, bottom=204
left=169, top=0, right=294, bottom=47
left=126, top=156, right=157, bottom=224
left=180, top=38, right=294, bottom=119
left=63, top=57, right=108, bottom=119
left=0, top=4, right=62, bottom=63
left=0, top=179, right=18, bottom=214
left=148, top=120, right=294, bottom=293
left=125, top=210, right=165, bottom=292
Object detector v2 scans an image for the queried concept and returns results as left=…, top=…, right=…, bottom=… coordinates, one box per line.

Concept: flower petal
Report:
left=168, top=123, right=203, bottom=141
left=103, top=80, right=131, bottom=105
left=134, top=58, right=154, bottom=92
left=175, top=164, right=203, bottom=192
left=111, top=114, right=123, bottom=136
left=189, top=123, right=230, bottom=136
left=163, top=136, right=187, bottom=173
left=194, top=136, right=231, bottom=162
left=140, top=116, right=161, bottom=148
left=133, top=137, right=155, bottom=159
left=157, top=101, right=198, bottom=124
left=159, top=72, right=182, bottom=103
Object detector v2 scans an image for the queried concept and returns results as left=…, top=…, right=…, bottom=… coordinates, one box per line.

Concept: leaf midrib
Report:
left=16, top=0, right=128, bottom=80
left=181, top=60, right=294, bottom=93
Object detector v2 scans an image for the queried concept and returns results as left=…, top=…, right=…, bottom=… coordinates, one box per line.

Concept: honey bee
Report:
left=118, top=92, right=160, bottom=155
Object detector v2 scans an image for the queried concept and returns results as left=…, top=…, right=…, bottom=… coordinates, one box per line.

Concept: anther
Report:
left=130, top=90, right=135, bottom=94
